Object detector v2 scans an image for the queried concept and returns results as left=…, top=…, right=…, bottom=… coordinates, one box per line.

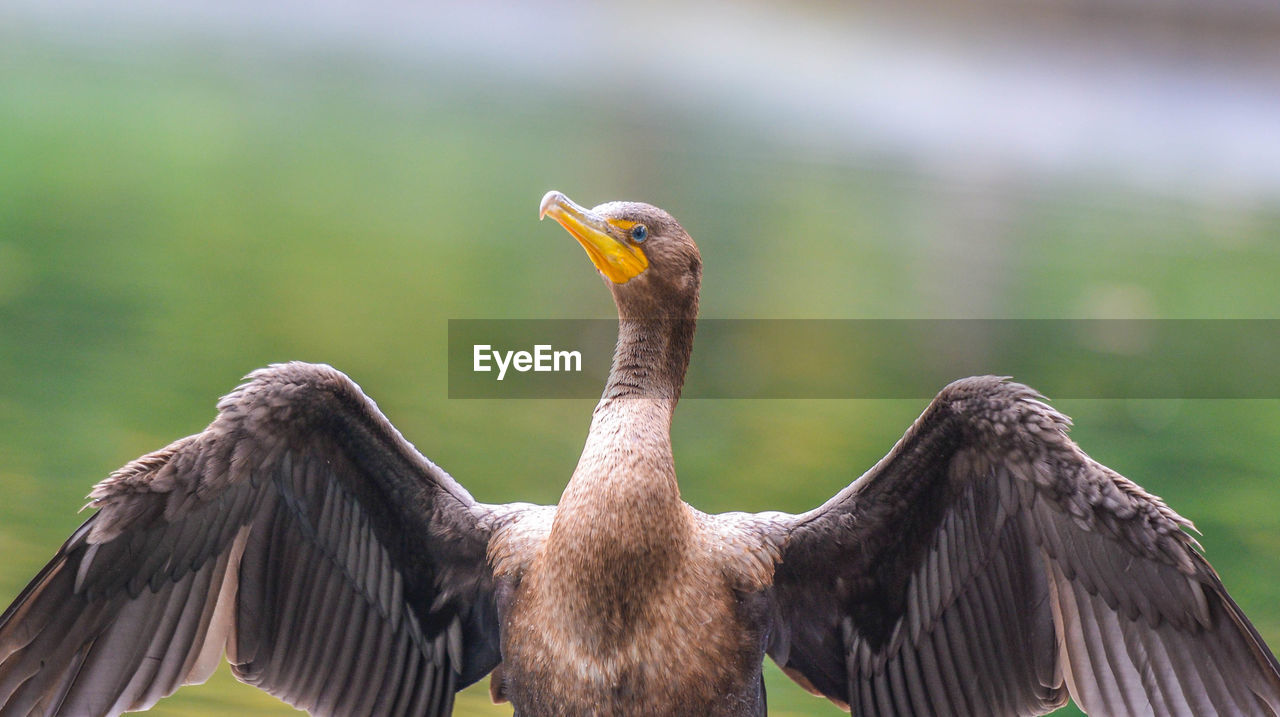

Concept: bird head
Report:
left=540, top=190, right=701, bottom=320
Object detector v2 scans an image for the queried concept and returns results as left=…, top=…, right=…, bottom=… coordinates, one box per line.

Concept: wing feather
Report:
left=764, top=376, right=1280, bottom=716
left=0, top=362, right=519, bottom=716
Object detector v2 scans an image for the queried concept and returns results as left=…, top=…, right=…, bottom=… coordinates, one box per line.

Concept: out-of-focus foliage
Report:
left=2, top=6, right=1279, bottom=716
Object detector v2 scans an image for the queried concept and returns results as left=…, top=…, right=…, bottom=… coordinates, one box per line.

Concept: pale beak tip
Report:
left=539, top=190, right=564, bottom=220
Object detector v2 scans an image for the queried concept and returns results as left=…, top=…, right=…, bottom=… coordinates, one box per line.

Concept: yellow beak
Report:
left=540, top=190, right=649, bottom=284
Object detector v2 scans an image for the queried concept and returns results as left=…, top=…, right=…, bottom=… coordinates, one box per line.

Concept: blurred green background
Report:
left=2, top=2, right=1279, bottom=715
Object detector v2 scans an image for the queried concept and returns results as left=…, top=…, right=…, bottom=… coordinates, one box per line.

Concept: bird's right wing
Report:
left=0, top=362, right=518, bottom=717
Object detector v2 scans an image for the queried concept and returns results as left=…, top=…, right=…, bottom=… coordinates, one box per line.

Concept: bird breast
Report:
left=499, top=534, right=767, bottom=716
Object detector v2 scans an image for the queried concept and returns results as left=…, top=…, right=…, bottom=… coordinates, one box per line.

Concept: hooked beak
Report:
left=540, top=190, right=649, bottom=284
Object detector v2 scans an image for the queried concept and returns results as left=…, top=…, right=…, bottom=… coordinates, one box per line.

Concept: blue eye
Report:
left=631, top=224, right=648, bottom=243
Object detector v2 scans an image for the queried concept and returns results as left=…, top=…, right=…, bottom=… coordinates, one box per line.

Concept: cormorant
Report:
left=1, top=191, right=1278, bottom=716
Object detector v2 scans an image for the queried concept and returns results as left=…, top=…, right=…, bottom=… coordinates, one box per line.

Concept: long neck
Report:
left=602, top=316, right=697, bottom=403
left=558, top=312, right=697, bottom=532
left=542, top=312, right=698, bottom=635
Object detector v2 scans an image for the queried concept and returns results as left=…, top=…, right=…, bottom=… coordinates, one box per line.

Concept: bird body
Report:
left=491, top=299, right=777, bottom=714
left=3, top=191, right=1280, bottom=716
left=494, top=495, right=773, bottom=716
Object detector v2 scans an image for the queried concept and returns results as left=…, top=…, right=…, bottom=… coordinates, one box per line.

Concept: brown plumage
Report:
left=2, top=191, right=1279, bottom=716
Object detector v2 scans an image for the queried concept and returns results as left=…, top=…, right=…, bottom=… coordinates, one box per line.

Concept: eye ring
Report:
left=630, top=224, right=648, bottom=243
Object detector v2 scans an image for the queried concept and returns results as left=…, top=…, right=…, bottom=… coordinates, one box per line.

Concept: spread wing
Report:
left=764, top=376, right=1280, bottom=716
left=0, top=362, right=515, bottom=717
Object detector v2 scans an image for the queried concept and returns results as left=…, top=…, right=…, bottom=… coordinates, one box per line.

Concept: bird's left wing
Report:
left=0, top=362, right=522, bottom=716
left=760, top=376, right=1280, bottom=716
